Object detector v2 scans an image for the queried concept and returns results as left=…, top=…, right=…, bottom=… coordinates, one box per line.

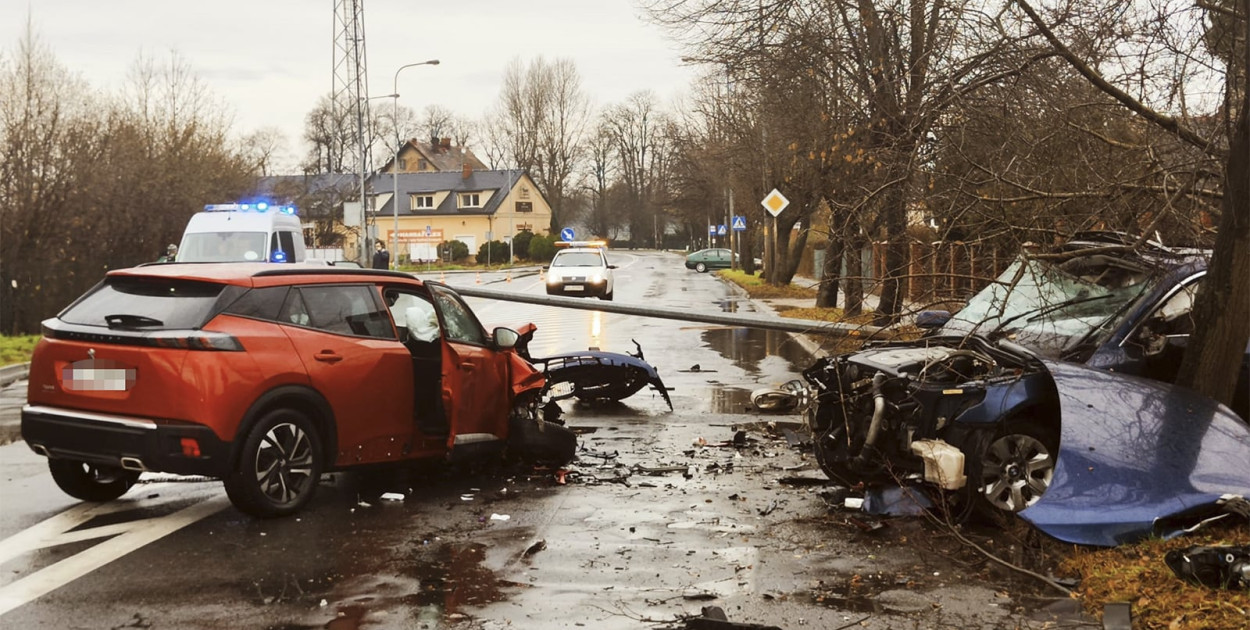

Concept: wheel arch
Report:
left=229, top=385, right=338, bottom=470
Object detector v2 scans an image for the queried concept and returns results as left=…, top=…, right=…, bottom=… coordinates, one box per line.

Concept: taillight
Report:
left=148, top=331, right=245, bottom=351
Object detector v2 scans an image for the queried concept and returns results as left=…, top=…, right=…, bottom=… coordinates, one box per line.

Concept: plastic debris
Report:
left=490, top=513, right=511, bottom=521
left=379, top=492, right=405, bottom=501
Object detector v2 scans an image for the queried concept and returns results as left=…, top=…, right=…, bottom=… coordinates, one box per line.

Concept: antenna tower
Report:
left=331, top=0, right=374, bottom=263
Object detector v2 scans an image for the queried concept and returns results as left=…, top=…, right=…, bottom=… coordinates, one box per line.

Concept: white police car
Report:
left=545, top=242, right=616, bottom=300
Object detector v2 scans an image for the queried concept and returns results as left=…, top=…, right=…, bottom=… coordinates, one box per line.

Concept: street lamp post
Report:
left=391, top=59, right=440, bottom=270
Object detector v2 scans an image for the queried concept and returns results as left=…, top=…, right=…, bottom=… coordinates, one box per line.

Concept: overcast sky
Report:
left=3, top=0, right=699, bottom=171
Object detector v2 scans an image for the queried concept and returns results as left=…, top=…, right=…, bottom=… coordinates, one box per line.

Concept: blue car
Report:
left=803, top=233, right=1250, bottom=547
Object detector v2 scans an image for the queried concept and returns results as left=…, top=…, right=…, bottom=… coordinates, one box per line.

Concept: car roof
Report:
left=555, top=247, right=605, bottom=255
left=110, top=263, right=422, bottom=288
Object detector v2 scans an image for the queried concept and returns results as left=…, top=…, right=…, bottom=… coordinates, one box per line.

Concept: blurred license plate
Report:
left=565, top=285, right=584, bottom=291
left=62, top=360, right=136, bottom=391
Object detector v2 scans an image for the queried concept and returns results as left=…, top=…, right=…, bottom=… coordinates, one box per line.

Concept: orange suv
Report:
left=21, top=263, right=575, bottom=517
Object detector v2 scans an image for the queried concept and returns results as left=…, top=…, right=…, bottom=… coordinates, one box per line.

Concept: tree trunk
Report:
left=1176, top=89, right=1249, bottom=411
left=845, top=232, right=866, bottom=316
left=816, top=233, right=844, bottom=308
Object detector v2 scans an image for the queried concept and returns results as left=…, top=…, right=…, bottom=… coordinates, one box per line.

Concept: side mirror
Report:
left=915, top=310, right=951, bottom=329
left=608, top=264, right=617, bottom=269
left=542, top=265, right=550, bottom=271
left=494, top=327, right=520, bottom=350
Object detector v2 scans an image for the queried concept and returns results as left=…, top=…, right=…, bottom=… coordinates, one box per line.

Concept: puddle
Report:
left=716, top=297, right=753, bottom=313
left=400, top=542, right=506, bottom=614
left=701, top=327, right=815, bottom=375
left=703, top=387, right=754, bottom=413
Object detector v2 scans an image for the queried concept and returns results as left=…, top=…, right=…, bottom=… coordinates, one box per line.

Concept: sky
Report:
left=2, top=0, right=700, bottom=172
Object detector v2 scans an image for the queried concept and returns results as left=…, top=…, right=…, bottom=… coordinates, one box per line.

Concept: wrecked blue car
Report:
left=803, top=334, right=1250, bottom=547
left=920, top=233, right=1248, bottom=420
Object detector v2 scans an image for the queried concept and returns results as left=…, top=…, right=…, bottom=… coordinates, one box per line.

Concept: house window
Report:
left=411, top=195, right=434, bottom=210
left=418, top=159, right=429, bottom=170
left=397, top=158, right=407, bottom=171
left=459, top=193, right=481, bottom=208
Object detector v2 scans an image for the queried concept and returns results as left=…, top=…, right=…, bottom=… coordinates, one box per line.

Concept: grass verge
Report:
left=1, top=334, right=39, bottom=367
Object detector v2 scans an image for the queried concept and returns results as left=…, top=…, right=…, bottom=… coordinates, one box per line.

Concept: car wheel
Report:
left=974, top=423, right=1057, bottom=513
left=224, top=409, right=323, bottom=518
left=600, top=289, right=614, bottom=301
left=48, top=459, right=140, bottom=502
left=508, top=392, right=576, bottom=465
left=695, top=262, right=708, bottom=273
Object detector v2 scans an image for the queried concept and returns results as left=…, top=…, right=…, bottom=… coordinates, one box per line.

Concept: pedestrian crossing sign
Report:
left=731, top=216, right=746, bottom=231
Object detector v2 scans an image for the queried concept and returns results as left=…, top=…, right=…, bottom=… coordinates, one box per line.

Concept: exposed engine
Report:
left=803, top=335, right=1048, bottom=490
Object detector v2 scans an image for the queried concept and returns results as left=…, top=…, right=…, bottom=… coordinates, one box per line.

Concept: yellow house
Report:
left=384, top=137, right=489, bottom=173
left=368, top=167, right=552, bottom=263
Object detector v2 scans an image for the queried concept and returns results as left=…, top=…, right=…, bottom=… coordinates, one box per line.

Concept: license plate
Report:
left=62, top=360, right=136, bottom=391
left=564, top=285, right=584, bottom=291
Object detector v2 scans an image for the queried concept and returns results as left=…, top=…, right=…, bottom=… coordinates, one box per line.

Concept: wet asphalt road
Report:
left=0, top=251, right=1077, bottom=629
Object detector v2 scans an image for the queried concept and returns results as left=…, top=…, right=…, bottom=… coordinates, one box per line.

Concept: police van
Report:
left=176, top=203, right=307, bottom=263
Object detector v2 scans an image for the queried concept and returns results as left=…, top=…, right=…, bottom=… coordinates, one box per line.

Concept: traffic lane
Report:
left=0, top=414, right=1035, bottom=629
left=442, top=251, right=814, bottom=416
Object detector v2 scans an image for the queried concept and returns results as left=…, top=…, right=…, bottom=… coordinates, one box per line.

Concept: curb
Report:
left=0, top=362, right=29, bottom=389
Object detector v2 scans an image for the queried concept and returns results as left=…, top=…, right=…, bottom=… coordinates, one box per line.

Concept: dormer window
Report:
left=410, top=195, right=434, bottom=210
left=459, top=193, right=481, bottom=208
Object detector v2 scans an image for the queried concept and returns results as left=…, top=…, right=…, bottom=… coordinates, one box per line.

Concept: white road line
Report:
left=0, top=495, right=228, bottom=617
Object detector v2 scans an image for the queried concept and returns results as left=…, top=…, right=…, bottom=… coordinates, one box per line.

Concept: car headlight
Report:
left=591, top=273, right=602, bottom=283
left=547, top=275, right=559, bottom=285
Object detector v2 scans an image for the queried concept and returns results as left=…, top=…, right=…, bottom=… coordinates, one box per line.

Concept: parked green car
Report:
left=684, top=248, right=735, bottom=273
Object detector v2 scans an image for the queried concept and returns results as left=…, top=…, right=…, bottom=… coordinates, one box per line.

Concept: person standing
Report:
left=372, top=241, right=391, bottom=269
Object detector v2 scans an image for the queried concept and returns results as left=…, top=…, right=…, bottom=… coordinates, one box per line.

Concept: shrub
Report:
left=528, top=234, right=557, bottom=261
left=512, top=230, right=535, bottom=260
left=476, top=240, right=511, bottom=265
left=443, top=239, right=469, bottom=262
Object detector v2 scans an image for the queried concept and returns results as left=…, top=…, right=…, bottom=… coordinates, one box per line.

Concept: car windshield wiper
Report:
left=105, top=314, right=164, bottom=329
left=986, top=294, right=1114, bottom=339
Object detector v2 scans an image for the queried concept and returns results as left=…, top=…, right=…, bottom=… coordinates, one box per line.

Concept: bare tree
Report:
left=240, top=126, right=287, bottom=177
left=1014, top=0, right=1249, bottom=416
left=493, top=56, right=591, bottom=231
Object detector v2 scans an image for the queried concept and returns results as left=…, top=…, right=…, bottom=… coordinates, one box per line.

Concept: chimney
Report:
left=430, top=136, right=439, bottom=151
left=462, top=162, right=472, bottom=179
left=440, top=137, right=452, bottom=149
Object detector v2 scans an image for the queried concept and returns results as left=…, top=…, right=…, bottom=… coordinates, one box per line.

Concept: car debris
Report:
left=749, top=379, right=809, bottom=412
left=514, top=327, right=673, bottom=409
left=661, top=606, right=783, bottom=630
left=1164, top=545, right=1250, bottom=590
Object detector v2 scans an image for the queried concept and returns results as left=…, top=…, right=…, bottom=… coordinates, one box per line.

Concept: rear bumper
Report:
left=21, top=405, right=231, bottom=476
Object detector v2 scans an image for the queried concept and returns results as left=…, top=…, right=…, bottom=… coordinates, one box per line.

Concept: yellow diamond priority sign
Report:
left=761, top=188, right=789, bottom=217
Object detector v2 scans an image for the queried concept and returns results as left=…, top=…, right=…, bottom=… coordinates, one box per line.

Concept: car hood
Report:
left=1019, top=360, right=1250, bottom=546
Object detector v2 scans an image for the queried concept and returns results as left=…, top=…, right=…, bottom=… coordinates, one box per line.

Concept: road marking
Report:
left=0, top=494, right=228, bottom=616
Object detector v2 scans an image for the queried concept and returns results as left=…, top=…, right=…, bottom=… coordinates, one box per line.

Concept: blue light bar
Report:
left=203, top=203, right=298, bottom=215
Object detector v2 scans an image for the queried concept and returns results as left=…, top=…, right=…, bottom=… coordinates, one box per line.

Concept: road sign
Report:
left=560, top=227, right=575, bottom=242
left=731, top=216, right=747, bottom=231
left=761, top=189, right=790, bottom=217
left=717, top=225, right=727, bottom=236
left=425, top=225, right=432, bottom=237
left=708, top=225, right=716, bottom=234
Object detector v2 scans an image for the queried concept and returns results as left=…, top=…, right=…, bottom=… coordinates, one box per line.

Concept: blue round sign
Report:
left=560, top=227, right=575, bottom=242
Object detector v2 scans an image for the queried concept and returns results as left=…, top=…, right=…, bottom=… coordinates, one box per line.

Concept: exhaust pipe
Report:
left=119, top=457, right=147, bottom=472
left=30, top=444, right=50, bottom=457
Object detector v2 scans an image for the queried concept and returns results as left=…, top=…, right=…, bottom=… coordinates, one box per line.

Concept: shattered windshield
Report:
left=941, top=256, right=1155, bottom=357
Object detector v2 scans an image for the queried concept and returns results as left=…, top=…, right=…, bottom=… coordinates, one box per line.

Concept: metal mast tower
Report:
left=331, top=0, right=373, bottom=265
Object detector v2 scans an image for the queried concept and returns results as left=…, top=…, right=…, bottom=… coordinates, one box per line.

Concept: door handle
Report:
left=315, top=350, right=343, bottom=363
left=459, top=362, right=475, bottom=371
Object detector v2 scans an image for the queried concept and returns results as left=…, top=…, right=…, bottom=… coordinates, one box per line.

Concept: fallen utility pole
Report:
left=450, top=284, right=882, bottom=339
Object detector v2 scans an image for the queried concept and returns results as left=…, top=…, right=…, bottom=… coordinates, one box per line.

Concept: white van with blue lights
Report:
left=176, top=203, right=307, bottom=263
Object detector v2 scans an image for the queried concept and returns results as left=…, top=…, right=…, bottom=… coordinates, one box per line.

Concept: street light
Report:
left=390, top=59, right=440, bottom=270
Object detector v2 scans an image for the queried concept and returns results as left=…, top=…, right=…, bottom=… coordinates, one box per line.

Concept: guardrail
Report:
left=451, top=285, right=883, bottom=339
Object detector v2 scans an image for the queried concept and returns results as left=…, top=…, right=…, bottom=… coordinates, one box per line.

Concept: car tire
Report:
left=508, top=393, right=576, bottom=465
left=972, top=422, right=1058, bottom=514
left=224, top=408, right=323, bottom=518
left=695, top=262, right=708, bottom=273
left=48, top=459, right=140, bottom=502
